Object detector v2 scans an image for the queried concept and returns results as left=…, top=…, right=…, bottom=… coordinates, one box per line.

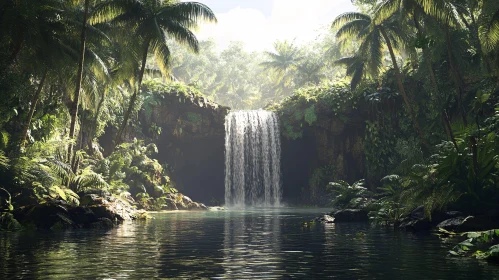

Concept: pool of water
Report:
left=1, top=208, right=498, bottom=279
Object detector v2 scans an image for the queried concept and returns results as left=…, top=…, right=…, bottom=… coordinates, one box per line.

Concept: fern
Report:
left=0, top=151, right=9, bottom=169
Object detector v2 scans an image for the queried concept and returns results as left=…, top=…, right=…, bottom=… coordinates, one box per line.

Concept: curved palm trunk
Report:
left=87, top=94, right=105, bottom=152
left=379, top=28, right=429, bottom=149
left=21, top=70, right=48, bottom=147
left=68, top=0, right=90, bottom=166
left=115, top=40, right=150, bottom=146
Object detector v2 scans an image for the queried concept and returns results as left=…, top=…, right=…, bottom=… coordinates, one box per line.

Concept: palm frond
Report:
left=158, top=2, right=217, bottom=25
left=335, top=19, right=370, bottom=41
left=373, top=0, right=401, bottom=24
left=332, top=12, right=371, bottom=29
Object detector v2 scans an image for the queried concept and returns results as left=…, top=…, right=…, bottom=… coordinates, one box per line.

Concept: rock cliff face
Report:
left=100, top=83, right=367, bottom=206
left=140, top=90, right=229, bottom=204
left=99, top=83, right=230, bottom=204
left=280, top=112, right=366, bottom=205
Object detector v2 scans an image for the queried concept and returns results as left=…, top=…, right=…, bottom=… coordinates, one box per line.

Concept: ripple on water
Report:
left=1, top=208, right=499, bottom=279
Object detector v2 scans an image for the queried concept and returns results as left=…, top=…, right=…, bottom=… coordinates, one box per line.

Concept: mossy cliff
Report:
left=269, top=83, right=369, bottom=205
left=100, top=81, right=229, bottom=204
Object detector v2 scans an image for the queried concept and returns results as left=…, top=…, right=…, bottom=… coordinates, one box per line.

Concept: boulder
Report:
left=68, top=206, right=98, bottom=225
left=88, top=218, right=115, bottom=229
left=161, top=198, right=178, bottom=210
left=80, top=194, right=108, bottom=206
left=13, top=204, right=76, bottom=230
left=314, top=214, right=335, bottom=224
left=332, top=209, right=369, bottom=222
left=399, top=218, right=431, bottom=231
left=437, top=215, right=499, bottom=233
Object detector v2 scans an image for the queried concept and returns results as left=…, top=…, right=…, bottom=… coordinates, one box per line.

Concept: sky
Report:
left=188, top=0, right=356, bottom=52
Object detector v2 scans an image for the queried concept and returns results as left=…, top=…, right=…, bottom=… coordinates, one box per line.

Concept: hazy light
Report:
left=190, top=0, right=356, bottom=51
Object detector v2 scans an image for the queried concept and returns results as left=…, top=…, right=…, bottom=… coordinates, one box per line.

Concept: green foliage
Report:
left=327, top=179, right=374, bottom=209
left=185, top=112, right=202, bottom=124
left=448, top=229, right=499, bottom=260
left=304, top=105, right=317, bottom=126
left=94, top=138, right=173, bottom=200
left=270, top=82, right=359, bottom=139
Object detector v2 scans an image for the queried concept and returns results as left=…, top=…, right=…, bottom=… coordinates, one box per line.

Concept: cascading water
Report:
left=224, top=110, right=282, bottom=207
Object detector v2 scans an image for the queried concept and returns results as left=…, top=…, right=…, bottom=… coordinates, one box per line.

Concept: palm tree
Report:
left=374, top=0, right=441, bottom=96
left=67, top=0, right=91, bottom=163
left=332, top=12, right=428, bottom=147
left=93, top=0, right=217, bottom=145
left=260, top=40, right=303, bottom=96
left=0, top=0, right=65, bottom=68
left=295, top=58, right=326, bottom=87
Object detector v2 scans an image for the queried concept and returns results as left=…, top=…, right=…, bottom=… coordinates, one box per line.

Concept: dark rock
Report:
left=88, top=218, right=115, bottom=229
left=162, top=198, right=178, bottom=210
left=431, top=210, right=463, bottom=224
left=77, top=189, right=111, bottom=199
left=0, top=213, right=22, bottom=231
left=68, top=206, right=98, bottom=225
left=80, top=194, right=109, bottom=206
left=438, top=215, right=499, bottom=232
left=314, top=214, right=335, bottom=223
left=12, top=204, right=76, bottom=230
left=89, top=205, right=120, bottom=222
left=332, top=209, right=369, bottom=222
left=410, top=206, right=425, bottom=220
left=399, top=218, right=431, bottom=231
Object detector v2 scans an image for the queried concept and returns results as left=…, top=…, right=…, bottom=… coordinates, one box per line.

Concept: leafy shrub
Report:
left=327, top=179, right=374, bottom=209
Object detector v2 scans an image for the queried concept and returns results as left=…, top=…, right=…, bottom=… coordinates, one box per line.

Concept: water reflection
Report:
left=1, top=209, right=499, bottom=279
left=220, top=208, right=282, bottom=279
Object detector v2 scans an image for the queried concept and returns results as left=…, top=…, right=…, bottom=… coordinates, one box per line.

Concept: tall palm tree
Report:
left=374, top=0, right=441, bottom=96
left=68, top=0, right=91, bottom=163
left=93, top=0, right=217, bottom=145
left=260, top=40, right=303, bottom=96
left=332, top=12, right=428, bottom=147
left=0, top=0, right=65, bottom=68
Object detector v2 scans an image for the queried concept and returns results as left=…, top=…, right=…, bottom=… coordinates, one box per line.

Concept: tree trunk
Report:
left=445, top=28, right=479, bottom=173
left=114, top=40, right=150, bottom=146
left=21, top=70, right=48, bottom=147
left=380, top=28, right=429, bottom=149
left=68, top=0, right=89, bottom=163
left=87, top=93, right=105, bottom=152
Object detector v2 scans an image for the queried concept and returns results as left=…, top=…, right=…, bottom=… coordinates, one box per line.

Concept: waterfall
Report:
left=224, top=110, right=282, bottom=207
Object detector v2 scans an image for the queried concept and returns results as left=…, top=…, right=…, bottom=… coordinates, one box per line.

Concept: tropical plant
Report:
left=327, top=179, right=373, bottom=209
left=261, top=40, right=303, bottom=97
left=92, top=0, right=217, bottom=145
left=332, top=11, right=428, bottom=147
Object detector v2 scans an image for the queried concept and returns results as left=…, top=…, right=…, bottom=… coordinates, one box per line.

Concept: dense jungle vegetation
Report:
left=0, top=0, right=498, bottom=232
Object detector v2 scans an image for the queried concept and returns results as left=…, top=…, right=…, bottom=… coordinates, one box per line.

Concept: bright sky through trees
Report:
left=189, top=0, right=355, bottom=51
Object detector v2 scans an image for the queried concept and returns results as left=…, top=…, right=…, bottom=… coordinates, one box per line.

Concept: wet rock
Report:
left=410, top=206, right=425, bottom=220
left=332, top=209, right=369, bottom=222
left=89, top=205, right=120, bottom=222
left=399, top=218, right=431, bottom=231
left=182, top=195, right=194, bottom=205
left=0, top=213, right=22, bottom=231
left=13, top=204, right=75, bottom=230
left=88, top=218, right=115, bottom=229
left=437, top=215, right=499, bottom=233
left=159, top=197, right=178, bottom=210
left=187, top=202, right=209, bottom=210
left=314, top=214, right=335, bottom=223
left=68, top=206, right=98, bottom=225
left=80, top=194, right=108, bottom=206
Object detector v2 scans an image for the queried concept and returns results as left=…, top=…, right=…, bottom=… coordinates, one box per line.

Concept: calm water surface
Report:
left=1, top=208, right=499, bottom=279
